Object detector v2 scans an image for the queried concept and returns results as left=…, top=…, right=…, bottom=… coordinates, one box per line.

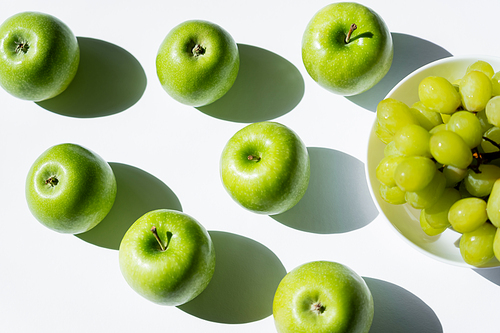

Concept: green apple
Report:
left=156, top=20, right=239, bottom=107
left=119, top=209, right=216, bottom=306
left=25, top=143, right=116, bottom=234
left=273, top=261, right=374, bottom=333
left=0, top=11, right=80, bottom=101
left=220, top=121, right=310, bottom=215
left=302, top=2, right=393, bottom=96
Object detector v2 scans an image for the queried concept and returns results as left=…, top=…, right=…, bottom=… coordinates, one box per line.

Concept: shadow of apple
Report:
left=36, top=37, right=147, bottom=118
left=271, top=147, right=378, bottom=234
left=76, top=163, right=182, bottom=250
left=364, top=277, right=443, bottom=333
left=196, top=44, right=304, bottom=123
left=177, top=231, right=287, bottom=324
left=346, top=33, right=453, bottom=112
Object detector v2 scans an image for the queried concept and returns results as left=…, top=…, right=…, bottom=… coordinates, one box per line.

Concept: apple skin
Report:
left=119, top=209, right=216, bottom=306
left=25, top=143, right=117, bottom=234
left=273, top=261, right=374, bottom=333
left=0, top=11, right=80, bottom=101
left=156, top=20, right=239, bottom=107
left=302, top=2, right=393, bottom=96
left=220, top=121, right=310, bottom=215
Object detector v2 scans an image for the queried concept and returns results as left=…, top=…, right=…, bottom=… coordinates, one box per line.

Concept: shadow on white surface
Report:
left=178, top=231, right=286, bottom=324
left=76, top=163, right=182, bottom=250
left=347, top=33, right=453, bottom=112
left=271, top=147, right=378, bottom=233
left=196, top=44, right=304, bottom=123
left=365, top=277, right=443, bottom=333
left=36, top=37, right=147, bottom=118
left=474, top=267, right=500, bottom=286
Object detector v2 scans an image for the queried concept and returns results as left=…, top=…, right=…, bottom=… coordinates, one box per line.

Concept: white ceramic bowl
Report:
left=366, top=55, right=500, bottom=268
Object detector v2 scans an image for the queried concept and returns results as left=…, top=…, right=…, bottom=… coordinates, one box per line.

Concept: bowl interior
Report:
left=366, top=55, right=500, bottom=268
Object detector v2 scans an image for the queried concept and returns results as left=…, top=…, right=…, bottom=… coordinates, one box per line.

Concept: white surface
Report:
left=1, top=1, right=499, bottom=332
left=367, top=55, right=500, bottom=269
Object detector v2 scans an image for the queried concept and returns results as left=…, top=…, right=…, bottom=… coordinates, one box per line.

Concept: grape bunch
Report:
left=375, top=60, right=500, bottom=267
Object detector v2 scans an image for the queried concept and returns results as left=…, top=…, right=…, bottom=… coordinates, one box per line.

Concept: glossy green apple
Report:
left=156, top=20, right=239, bottom=107
left=273, top=261, right=374, bottom=333
left=302, top=2, right=393, bottom=96
left=119, top=209, right=216, bottom=306
left=220, top=121, right=310, bottom=215
left=25, top=143, right=117, bottom=234
left=0, top=11, right=80, bottom=101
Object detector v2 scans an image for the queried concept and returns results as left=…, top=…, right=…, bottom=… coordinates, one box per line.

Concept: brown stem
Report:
left=151, top=226, right=166, bottom=251
left=345, top=24, right=357, bottom=44
left=247, top=155, right=261, bottom=162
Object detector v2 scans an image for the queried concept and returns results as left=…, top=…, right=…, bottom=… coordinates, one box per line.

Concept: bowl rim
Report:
left=365, top=54, right=500, bottom=269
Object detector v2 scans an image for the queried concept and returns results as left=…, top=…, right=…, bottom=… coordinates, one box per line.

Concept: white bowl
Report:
left=366, top=55, right=500, bottom=268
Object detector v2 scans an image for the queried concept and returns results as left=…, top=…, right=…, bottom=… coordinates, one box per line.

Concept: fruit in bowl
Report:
left=367, top=56, right=500, bottom=268
left=0, top=11, right=80, bottom=101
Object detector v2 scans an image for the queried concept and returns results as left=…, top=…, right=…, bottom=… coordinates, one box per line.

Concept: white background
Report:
left=1, top=0, right=499, bottom=332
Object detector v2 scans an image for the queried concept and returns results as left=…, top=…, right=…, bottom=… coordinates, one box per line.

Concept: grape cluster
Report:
left=375, top=60, right=500, bottom=267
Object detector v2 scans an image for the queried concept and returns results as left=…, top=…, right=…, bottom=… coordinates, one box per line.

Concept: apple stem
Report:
left=192, top=44, right=206, bottom=57
left=345, top=24, right=357, bottom=44
left=247, top=155, right=261, bottom=162
left=14, top=40, right=29, bottom=54
left=45, top=176, right=59, bottom=187
left=151, top=226, right=166, bottom=252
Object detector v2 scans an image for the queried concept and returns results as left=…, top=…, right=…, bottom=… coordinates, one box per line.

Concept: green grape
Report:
left=494, top=228, right=500, bottom=262
left=448, top=197, right=488, bottom=233
left=481, top=126, right=500, bottom=153
left=379, top=184, right=406, bottom=205
left=466, top=60, right=495, bottom=79
left=485, top=96, right=500, bottom=128
left=418, top=76, right=461, bottom=114
left=464, top=164, right=500, bottom=197
left=446, top=110, right=482, bottom=148
left=409, top=101, right=444, bottom=131
left=458, top=180, right=473, bottom=198
left=424, top=187, right=461, bottom=229
left=375, top=120, right=394, bottom=144
left=486, top=179, right=500, bottom=228
left=420, top=209, right=447, bottom=236
left=492, top=72, right=500, bottom=96
left=376, top=155, right=406, bottom=187
left=442, top=164, right=467, bottom=187
left=429, top=123, right=447, bottom=135
left=459, top=70, right=492, bottom=111
left=405, top=170, right=446, bottom=209
left=459, top=222, right=496, bottom=266
left=383, top=141, right=402, bottom=157
left=393, top=124, right=431, bottom=157
left=376, top=98, right=418, bottom=138
left=429, top=130, right=473, bottom=169
left=441, top=113, right=451, bottom=123
left=394, top=156, right=436, bottom=192
left=476, top=108, right=494, bottom=133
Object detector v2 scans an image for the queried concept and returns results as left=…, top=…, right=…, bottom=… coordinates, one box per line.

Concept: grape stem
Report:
left=470, top=137, right=500, bottom=173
